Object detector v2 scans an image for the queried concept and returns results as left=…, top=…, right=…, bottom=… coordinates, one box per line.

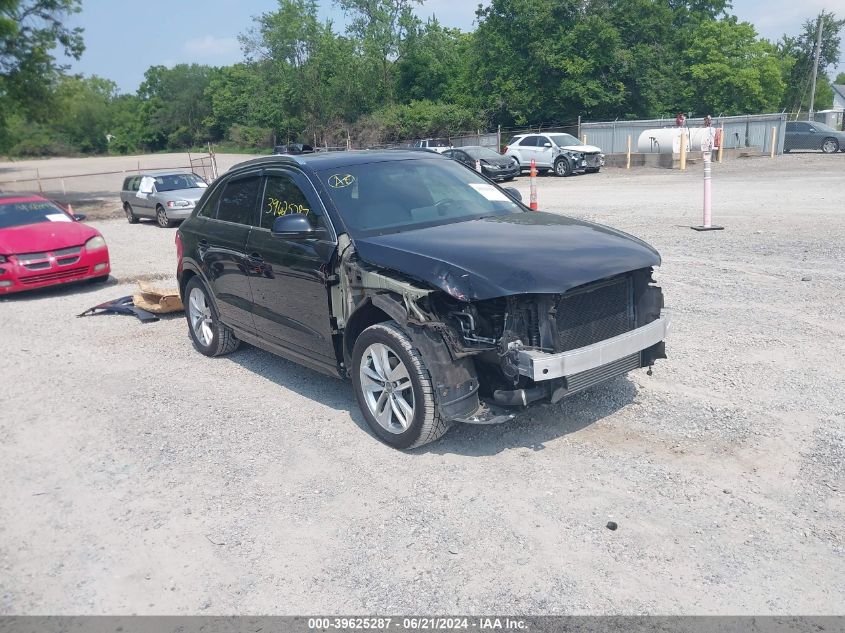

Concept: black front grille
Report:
left=555, top=276, right=633, bottom=351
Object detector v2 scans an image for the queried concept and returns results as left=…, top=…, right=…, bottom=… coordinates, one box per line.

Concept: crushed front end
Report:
left=429, top=267, right=668, bottom=410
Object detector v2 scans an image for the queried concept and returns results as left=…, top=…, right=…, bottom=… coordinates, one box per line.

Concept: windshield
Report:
left=319, top=158, right=524, bottom=237
left=549, top=134, right=582, bottom=147
left=154, top=173, right=207, bottom=192
left=427, top=139, right=450, bottom=147
left=0, top=200, right=72, bottom=229
left=463, top=146, right=505, bottom=160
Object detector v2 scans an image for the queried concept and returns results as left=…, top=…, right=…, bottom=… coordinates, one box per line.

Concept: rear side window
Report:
left=122, top=177, right=132, bottom=191
left=260, top=174, right=320, bottom=230
left=217, top=176, right=260, bottom=225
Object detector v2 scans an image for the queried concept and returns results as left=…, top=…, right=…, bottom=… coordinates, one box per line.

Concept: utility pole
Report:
left=809, top=15, right=824, bottom=119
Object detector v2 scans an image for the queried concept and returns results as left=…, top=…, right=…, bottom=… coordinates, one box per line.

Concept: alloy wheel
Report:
left=188, top=287, right=214, bottom=347
left=822, top=139, right=838, bottom=154
left=359, top=342, right=415, bottom=434
left=157, top=207, right=169, bottom=227
left=555, top=159, right=570, bottom=177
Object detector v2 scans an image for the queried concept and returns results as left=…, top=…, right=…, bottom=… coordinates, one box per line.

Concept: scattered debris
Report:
left=606, top=521, right=618, bottom=531
left=801, top=276, right=812, bottom=282
left=77, top=296, right=159, bottom=323
left=132, top=282, right=183, bottom=314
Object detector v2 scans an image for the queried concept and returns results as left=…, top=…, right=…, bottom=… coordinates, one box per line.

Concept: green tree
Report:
left=681, top=18, right=788, bottom=115
left=779, top=12, right=845, bottom=111
left=835, top=72, right=845, bottom=84
left=336, top=0, right=421, bottom=103
left=0, top=0, right=84, bottom=149
left=137, top=64, right=220, bottom=150
left=395, top=18, right=467, bottom=104
left=51, top=74, right=120, bottom=153
left=240, top=0, right=376, bottom=146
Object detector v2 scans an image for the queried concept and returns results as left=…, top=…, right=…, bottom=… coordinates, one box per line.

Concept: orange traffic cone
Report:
left=529, top=159, right=538, bottom=211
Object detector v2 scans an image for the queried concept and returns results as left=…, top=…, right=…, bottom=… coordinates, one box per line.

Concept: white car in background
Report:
left=504, top=133, right=605, bottom=176
left=411, top=138, right=452, bottom=153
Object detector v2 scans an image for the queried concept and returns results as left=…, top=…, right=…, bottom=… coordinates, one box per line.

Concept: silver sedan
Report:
left=120, top=172, right=208, bottom=227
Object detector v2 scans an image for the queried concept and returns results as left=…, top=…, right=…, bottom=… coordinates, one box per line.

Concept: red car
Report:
left=0, top=194, right=110, bottom=294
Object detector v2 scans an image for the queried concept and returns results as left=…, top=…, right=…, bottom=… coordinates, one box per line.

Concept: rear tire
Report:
left=351, top=321, right=449, bottom=450
left=185, top=277, right=239, bottom=357
left=821, top=138, right=839, bottom=154
left=124, top=203, right=139, bottom=224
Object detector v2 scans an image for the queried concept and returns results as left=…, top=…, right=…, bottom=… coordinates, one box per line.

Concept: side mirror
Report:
left=503, top=187, right=522, bottom=202
left=271, top=213, right=323, bottom=239
left=543, top=142, right=552, bottom=148
left=73, top=213, right=87, bottom=221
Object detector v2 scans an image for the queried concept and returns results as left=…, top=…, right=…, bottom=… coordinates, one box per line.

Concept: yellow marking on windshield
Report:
left=328, top=174, right=355, bottom=188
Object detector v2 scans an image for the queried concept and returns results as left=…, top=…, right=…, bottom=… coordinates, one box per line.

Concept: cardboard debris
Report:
left=132, top=281, right=183, bottom=314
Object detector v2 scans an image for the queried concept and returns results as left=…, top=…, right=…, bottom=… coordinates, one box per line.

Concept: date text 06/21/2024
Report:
left=306, top=617, right=528, bottom=630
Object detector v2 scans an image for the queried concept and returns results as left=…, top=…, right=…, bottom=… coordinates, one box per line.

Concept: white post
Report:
left=692, top=149, right=724, bottom=231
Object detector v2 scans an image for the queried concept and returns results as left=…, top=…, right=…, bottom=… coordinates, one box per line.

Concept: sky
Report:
left=59, top=0, right=845, bottom=94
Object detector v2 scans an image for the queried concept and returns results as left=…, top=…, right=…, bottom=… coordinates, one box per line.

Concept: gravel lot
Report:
left=1, top=153, right=843, bottom=615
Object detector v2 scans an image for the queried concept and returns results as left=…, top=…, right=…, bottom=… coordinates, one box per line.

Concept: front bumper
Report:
left=516, top=316, right=670, bottom=381
left=164, top=206, right=194, bottom=220
left=483, top=165, right=520, bottom=181
left=0, top=249, right=111, bottom=294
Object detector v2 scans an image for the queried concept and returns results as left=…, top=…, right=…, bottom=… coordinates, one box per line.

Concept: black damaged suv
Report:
left=176, top=151, right=668, bottom=449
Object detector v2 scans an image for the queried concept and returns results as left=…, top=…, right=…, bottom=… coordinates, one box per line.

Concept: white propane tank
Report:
left=638, top=128, right=710, bottom=154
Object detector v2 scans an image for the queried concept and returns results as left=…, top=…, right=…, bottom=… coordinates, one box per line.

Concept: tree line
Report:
left=1, top=0, right=843, bottom=157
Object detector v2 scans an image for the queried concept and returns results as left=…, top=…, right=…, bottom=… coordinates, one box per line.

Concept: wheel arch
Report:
left=343, top=298, right=394, bottom=362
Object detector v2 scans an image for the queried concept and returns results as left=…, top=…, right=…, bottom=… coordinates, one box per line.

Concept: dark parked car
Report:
left=273, top=143, right=314, bottom=155
left=176, top=151, right=668, bottom=449
left=784, top=121, right=845, bottom=153
left=442, top=145, right=520, bottom=182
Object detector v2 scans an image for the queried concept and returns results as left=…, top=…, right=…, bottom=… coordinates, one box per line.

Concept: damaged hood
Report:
left=353, top=212, right=661, bottom=301
left=561, top=144, right=603, bottom=154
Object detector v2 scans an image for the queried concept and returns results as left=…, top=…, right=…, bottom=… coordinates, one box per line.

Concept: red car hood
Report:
left=0, top=221, right=100, bottom=254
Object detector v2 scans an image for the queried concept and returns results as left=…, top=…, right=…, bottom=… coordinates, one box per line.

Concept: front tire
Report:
left=185, top=277, right=239, bottom=357
left=821, top=138, right=839, bottom=154
left=554, top=157, right=572, bottom=177
left=352, top=321, right=449, bottom=449
left=156, top=205, right=173, bottom=228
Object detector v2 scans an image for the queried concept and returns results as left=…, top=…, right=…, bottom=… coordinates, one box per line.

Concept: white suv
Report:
left=504, top=133, right=605, bottom=176
left=412, top=138, right=452, bottom=153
